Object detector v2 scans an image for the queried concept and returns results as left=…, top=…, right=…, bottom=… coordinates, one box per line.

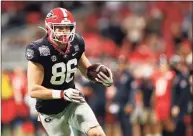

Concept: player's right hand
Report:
left=63, top=88, right=85, bottom=103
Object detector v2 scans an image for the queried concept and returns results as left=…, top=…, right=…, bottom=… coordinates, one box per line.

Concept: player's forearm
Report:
left=28, top=85, right=53, bottom=99
left=78, top=63, right=91, bottom=79
left=79, top=68, right=89, bottom=79
left=78, top=52, right=91, bottom=79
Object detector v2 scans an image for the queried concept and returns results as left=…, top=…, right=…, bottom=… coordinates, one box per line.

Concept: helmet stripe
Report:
left=60, top=8, right=67, bottom=18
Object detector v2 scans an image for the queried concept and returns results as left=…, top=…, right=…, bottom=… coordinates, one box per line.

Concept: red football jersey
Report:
left=153, top=71, right=175, bottom=102
left=152, top=70, right=175, bottom=120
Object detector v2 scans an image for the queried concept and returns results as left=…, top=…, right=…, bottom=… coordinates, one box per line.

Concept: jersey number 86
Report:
left=50, top=58, right=77, bottom=85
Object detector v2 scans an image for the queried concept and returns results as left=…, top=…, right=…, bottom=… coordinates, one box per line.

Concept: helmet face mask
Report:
left=45, top=8, right=76, bottom=44
left=52, top=23, right=76, bottom=43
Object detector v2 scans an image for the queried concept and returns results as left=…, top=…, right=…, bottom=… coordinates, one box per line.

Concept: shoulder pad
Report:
left=33, top=37, right=46, bottom=45
left=75, top=33, right=85, bottom=45
left=74, top=33, right=85, bottom=52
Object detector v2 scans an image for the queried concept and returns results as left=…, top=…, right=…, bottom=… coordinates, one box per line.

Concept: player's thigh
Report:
left=68, top=102, right=101, bottom=134
left=38, top=112, right=72, bottom=136
left=87, top=125, right=106, bottom=136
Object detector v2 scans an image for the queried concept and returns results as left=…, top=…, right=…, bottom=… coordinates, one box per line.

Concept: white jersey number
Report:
left=50, top=58, right=77, bottom=85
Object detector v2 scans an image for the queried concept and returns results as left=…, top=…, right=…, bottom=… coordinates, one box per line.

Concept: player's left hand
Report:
left=96, top=67, right=113, bottom=87
left=63, top=89, right=85, bottom=103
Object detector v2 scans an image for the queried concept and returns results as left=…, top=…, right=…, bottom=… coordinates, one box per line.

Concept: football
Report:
left=87, top=64, right=110, bottom=82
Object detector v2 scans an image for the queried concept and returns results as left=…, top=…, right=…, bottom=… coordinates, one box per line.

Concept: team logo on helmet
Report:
left=46, top=11, right=53, bottom=18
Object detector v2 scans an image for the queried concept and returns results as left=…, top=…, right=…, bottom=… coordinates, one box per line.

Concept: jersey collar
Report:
left=47, top=37, right=71, bottom=55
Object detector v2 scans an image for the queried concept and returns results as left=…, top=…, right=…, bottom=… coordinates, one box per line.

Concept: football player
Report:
left=25, top=8, right=113, bottom=136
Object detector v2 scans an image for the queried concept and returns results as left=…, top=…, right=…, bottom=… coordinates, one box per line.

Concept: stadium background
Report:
left=1, top=1, right=192, bottom=136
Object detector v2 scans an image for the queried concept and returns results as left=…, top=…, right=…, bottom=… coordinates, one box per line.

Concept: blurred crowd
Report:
left=2, top=1, right=193, bottom=136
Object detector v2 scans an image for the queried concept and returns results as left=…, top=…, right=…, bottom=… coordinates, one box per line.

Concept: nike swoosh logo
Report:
left=72, top=52, right=77, bottom=56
